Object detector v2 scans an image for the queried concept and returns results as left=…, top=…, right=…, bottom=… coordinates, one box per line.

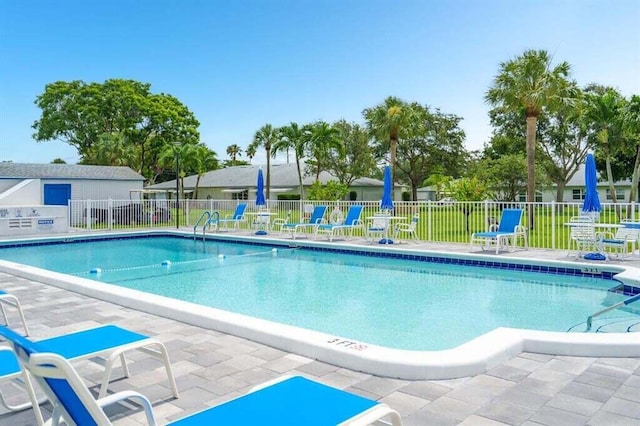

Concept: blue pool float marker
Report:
left=161, top=260, right=171, bottom=267
left=89, top=267, right=102, bottom=274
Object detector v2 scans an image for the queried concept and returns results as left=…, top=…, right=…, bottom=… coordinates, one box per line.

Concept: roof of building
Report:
left=148, top=163, right=386, bottom=190
left=0, top=163, right=145, bottom=181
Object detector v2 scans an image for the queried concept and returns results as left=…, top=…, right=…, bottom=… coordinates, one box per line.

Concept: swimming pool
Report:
left=1, top=231, right=639, bottom=379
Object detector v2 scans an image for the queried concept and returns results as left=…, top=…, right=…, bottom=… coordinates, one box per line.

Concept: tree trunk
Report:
left=296, top=156, right=304, bottom=200
left=526, top=116, right=537, bottom=230
left=628, top=146, right=640, bottom=206
left=555, top=181, right=565, bottom=202
left=390, top=137, right=397, bottom=201
left=194, top=175, right=201, bottom=199
left=604, top=144, right=617, bottom=204
left=266, top=147, right=271, bottom=199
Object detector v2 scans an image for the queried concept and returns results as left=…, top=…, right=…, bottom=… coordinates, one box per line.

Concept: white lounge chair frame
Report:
left=0, top=290, right=29, bottom=336
left=0, top=325, right=178, bottom=425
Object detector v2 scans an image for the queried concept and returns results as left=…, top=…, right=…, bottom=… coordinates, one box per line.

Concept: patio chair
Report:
left=218, top=203, right=248, bottom=231
left=315, top=205, right=364, bottom=242
left=0, top=324, right=178, bottom=425
left=470, top=208, right=528, bottom=254
left=2, top=323, right=402, bottom=426
left=282, top=205, right=327, bottom=240
left=0, top=290, right=29, bottom=335
left=251, top=208, right=272, bottom=233
left=597, top=220, right=640, bottom=259
left=394, top=214, right=419, bottom=243
left=271, top=210, right=291, bottom=234
left=365, top=211, right=391, bottom=243
left=566, top=215, right=598, bottom=257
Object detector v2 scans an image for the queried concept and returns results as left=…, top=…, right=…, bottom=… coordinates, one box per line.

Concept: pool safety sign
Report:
left=37, top=218, right=55, bottom=231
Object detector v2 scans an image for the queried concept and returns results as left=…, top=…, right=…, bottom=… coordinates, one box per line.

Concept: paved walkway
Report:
left=0, top=234, right=639, bottom=425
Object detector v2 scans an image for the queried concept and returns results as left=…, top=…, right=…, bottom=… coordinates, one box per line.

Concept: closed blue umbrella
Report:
left=256, top=168, right=266, bottom=207
left=380, top=165, right=394, bottom=211
left=582, top=153, right=601, bottom=215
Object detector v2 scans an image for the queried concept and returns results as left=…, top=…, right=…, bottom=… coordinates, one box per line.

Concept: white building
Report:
left=0, top=163, right=145, bottom=206
left=147, top=163, right=398, bottom=201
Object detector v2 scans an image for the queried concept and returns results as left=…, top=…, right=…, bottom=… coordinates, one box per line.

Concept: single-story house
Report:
left=416, top=164, right=637, bottom=203
left=0, top=163, right=145, bottom=206
left=147, top=163, right=397, bottom=201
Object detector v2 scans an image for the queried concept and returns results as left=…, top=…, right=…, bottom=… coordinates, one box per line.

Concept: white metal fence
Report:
left=68, top=199, right=639, bottom=251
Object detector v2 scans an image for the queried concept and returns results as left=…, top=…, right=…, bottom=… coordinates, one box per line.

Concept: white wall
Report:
left=0, top=179, right=41, bottom=206
left=43, top=179, right=144, bottom=201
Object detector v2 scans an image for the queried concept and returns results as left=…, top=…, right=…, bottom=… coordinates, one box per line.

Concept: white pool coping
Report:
left=1, top=230, right=639, bottom=379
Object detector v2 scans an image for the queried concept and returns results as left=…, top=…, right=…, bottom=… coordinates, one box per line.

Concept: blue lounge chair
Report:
left=282, top=205, right=327, bottom=239
left=2, top=323, right=403, bottom=426
left=470, top=208, right=528, bottom=254
left=0, top=324, right=178, bottom=425
left=218, top=203, right=248, bottom=231
left=315, top=205, right=363, bottom=242
left=0, top=290, right=29, bottom=335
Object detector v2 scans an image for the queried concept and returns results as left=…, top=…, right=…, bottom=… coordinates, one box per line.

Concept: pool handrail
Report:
left=193, top=210, right=219, bottom=240
left=586, top=292, right=640, bottom=331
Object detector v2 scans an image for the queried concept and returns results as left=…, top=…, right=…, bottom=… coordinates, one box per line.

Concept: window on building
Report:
left=572, top=189, right=585, bottom=201
left=232, top=190, right=249, bottom=200
left=517, top=191, right=543, bottom=202
left=605, top=189, right=625, bottom=200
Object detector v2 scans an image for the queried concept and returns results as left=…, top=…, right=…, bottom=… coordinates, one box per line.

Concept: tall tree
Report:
left=583, top=85, right=626, bottom=204
left=363, top=96, right=413, bottom=193
left=305, top=121, right=343, bottom=181
left=329, top=120, right=377, bottom=185
left=395, top=104, right=467, bottom=200
left=273, top=122, right=306, bottom=199
left=245, top=144, right=257, bottom=164
left=537, top=98, right=592, bottom=202
left=192, top=144, right=219, bottom=198
left=250, top=124, right=278, bottom=199
left=32, top=79, right=199, bottom=182
left=226, top=144, right=242, bottom=165
left=622, top=95, right=640, bottom=203
left=158, top=142, right=200, bottom=200
left=485, top=50, right=577, bottom=227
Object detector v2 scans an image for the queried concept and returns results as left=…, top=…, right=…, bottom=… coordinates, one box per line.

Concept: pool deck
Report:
left=0, top=231, right=639, bottom=425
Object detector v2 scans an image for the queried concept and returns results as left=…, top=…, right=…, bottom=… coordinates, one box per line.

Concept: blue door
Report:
left=44, top=184, right=71, bottom=205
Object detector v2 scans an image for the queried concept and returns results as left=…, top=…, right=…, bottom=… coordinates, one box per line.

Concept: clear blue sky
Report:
left=1, top=0, right=638, bottom=165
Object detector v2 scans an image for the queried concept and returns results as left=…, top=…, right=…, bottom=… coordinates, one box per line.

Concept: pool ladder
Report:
left=586, top=293, right=640, bottom=331
left=193, top=211, right=220, bottom=240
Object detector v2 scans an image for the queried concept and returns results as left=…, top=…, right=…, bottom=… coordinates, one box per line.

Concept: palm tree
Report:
left=245, top=144, right=257, bottom=164
left=89, top=132, right=139, bottom=169
left=306, top=121, right=343, bottom=181
left=274, top=123, right=306, bottom=198
left=251, top=124, right=278, bottom=199
left=485, top=50, right=577, bottom=223
left=583, top=86, right=625, bottom=204
left=623, top=95, right=640, bottom=203
left=158, top=142, right=199, bottom=200
left=363, top=97, right=413, bottom=195
left=193, top=145, right=219, bottom=198
left=226, top=144, right=242, bottom=165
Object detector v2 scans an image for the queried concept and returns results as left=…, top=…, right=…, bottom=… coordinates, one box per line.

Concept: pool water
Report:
left=0, top=236, right=636, bottom=350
